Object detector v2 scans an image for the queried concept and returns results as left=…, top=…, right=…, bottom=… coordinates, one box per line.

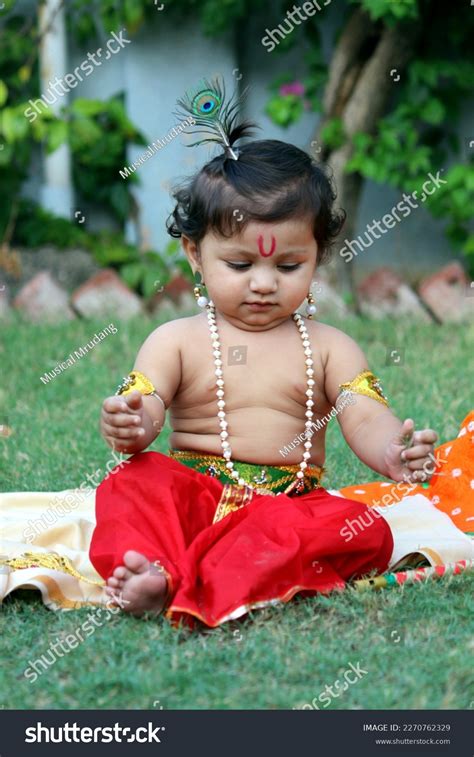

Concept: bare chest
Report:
left=175, top=320, right=328, bottom=416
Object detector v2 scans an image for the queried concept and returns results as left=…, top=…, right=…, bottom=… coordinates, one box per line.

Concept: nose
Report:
left=249, top=270, right=278, bottom=293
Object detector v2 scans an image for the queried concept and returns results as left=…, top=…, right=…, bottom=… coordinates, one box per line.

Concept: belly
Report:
left=169, top=407, right=326, bottom=467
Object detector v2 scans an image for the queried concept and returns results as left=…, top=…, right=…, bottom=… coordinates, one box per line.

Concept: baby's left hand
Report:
left=384, top=418, right=438, bottom=483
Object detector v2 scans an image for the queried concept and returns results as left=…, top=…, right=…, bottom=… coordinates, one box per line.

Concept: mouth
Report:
left=245, top=301, right=275, bottom=308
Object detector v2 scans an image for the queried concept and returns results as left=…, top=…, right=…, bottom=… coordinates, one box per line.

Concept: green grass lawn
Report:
left=1, top=310, right=473, bottom=710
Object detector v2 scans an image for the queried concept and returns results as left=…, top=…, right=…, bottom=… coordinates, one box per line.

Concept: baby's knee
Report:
left=339, top=502, right=392, bottom=549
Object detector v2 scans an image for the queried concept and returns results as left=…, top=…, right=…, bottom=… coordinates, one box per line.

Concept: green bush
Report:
left=12, top=199, right=191, bottom=298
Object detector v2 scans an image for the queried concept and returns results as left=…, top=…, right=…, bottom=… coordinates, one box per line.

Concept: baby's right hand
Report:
left=100, top=390, right=146, bottom=452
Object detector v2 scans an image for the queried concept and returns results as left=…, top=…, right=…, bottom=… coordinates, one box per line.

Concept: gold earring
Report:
left=305, top=291, right=317, bottom=318
left=193, top=272, right=209, bottom=309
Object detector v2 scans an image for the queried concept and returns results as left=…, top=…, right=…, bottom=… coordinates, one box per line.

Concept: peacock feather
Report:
left=175, top=77, right=255, bottom=156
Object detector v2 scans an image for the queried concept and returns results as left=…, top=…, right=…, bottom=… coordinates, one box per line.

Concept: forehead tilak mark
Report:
left=257, top=234, right=277, bottom=257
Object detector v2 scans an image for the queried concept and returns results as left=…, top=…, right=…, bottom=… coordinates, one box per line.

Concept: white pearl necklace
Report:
left=206, top=302, right=315, bottom=494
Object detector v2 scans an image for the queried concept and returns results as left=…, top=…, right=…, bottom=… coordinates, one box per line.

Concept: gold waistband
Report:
left=168, top=448, right=324, bottom=496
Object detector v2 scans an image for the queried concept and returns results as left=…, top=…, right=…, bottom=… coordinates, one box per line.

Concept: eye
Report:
left=226, top=262, right=302, bottom=271
left=278, top=264, right=301, bottom=271
left=226, top=263, right=250, bottom=270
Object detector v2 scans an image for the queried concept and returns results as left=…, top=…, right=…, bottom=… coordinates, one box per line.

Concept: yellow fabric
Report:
left=0, top=489, right=106, bottom=610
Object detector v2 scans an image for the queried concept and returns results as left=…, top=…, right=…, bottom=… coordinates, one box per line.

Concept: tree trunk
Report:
left=311, top=9, right=419, bottom=312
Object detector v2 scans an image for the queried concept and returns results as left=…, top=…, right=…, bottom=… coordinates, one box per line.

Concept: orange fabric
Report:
left=338, top=412, right=474, bottom=534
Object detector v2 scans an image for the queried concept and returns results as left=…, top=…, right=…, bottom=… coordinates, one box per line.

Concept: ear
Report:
left=181, top=235, right=201, bottom=276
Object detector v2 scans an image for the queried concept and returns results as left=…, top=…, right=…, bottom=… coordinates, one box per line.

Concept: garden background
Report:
left=0, top=0, right=473, bottom=711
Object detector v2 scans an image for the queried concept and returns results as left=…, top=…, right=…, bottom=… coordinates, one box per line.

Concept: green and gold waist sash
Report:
left=168, top=449, right=324, bottom=496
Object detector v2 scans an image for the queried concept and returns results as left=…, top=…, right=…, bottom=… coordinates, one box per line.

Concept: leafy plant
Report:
left=13, top=199, right=89, bottom=249
left=265, top=47, right=327, bottom=128
left=320, top=118, right=346, bottom=151
left=11, top=199, right=191, bottom=297
left=0, top=0, right=264, bottom=248
left=0, top=5, right=147, bottom=242
left=119, top=241, right=186, bottom=298
left=69, top=96, right=146, bottom=222
left=350, top=0, right=419, bottom=24
left=345, top=59, right=474, bottom=272
left=262, top=1, right=474, bottom=277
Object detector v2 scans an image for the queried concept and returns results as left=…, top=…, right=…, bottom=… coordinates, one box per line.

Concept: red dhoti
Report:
left=89, top=451, right=393, bottom=627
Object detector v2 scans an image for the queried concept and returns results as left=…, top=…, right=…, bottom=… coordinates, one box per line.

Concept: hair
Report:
left=166, top=139, right=346, bottom=264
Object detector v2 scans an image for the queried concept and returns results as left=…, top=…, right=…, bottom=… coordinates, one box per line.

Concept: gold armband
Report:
left=338, top=370, right=389, bottom=407
left=115, top=370, right=166, bottom=409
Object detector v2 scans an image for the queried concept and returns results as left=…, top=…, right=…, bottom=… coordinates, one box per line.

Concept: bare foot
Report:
left=105, top=550, right=168, bottom=617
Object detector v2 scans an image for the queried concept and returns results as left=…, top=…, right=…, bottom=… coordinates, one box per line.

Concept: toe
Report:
left=113, top=566, right=127, bottom=580
left=107, top=576, right=121, bottom=588
left=105, top=586, right=125, bottom=605
left=123, top=549, right=150, bottom=574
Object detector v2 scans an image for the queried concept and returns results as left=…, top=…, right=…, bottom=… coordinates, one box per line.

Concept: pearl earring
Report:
left=193, top=273, right=209, bottom=309
left=305, top=290, right=317, bottom=318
